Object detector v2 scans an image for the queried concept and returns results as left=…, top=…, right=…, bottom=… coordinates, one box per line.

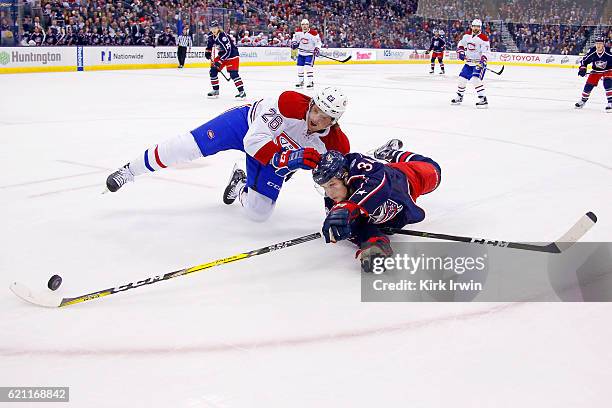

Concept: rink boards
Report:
left=0, top=46, right=583, bottom=74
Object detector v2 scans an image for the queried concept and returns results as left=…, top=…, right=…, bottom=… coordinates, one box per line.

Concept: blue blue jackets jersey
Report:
left=325, top=153, right=426, bottom=230
left=429, top=36, right=446, bottom=52
left=206, top=31, right=239, bottom=61
left=580, top=46, right=612, bottom=73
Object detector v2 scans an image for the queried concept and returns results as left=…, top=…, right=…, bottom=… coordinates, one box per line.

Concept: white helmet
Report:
left=301, top=19, right=309, bottom=25
left=471, top=19, right=482, bottom=27
left=438, top=30, right=445, bottom=36
left=313, top=87, right=348, bottom=123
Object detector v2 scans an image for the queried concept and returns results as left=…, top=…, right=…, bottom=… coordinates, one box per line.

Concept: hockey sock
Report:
left=603, top=78, right=612, bottom=103
left=581, top=82, right=595, bottom=101
left=229, top=70, right=244, bottom=92
left=297, top=65, right=304, bottom=83
left=306, top=65, right=314, bottom=84
left=438, top=58, right=444, bottom=70
left=211, top=75, right=219, bottom=91
left=430, top=57, right=435, bottom=70
left=128, top=132, right=203, bottom=177
left=457, top=76, right=467, bottom=96
left=388, top=150, right=416, bottom=163
left=473, top=77, right=486, bottom=98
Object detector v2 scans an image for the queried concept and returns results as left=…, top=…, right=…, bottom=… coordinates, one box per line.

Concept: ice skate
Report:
left=451, top=93, right=463, bottom=105
left=295, top=81, right=304, bottom=88
left=575, top=100, right=586, bottom=109
left=306, top=82, right=314, bottom=89
left=223, top=165, right=246, bottom=205
left=373, top=139, right=403, bottom=161
left=207, top=89, right=219, bottom=99
left=476, top=96, right=488, bottom=108
left=235, top=91, right=247, bottom=99
left=606, top=102, right=611, bottom=112
left=105, top=164, right=134, bottom=193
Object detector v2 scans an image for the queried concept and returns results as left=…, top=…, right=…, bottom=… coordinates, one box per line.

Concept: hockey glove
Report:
left=356, top=236, right=393, bottom=273
left=212, top=61, right=222, bottom=71
left=313, top=47, right=320, bottom=57
left=425, top=50, right=430, bottom=55
left=578, top=66, right=587, bottom=77
left=205, top=50, right=212, bottom=60
left=457, top=48, right=466, bottom=61
left=291, top=41, right=299, bottom=50
left=270, top=148, right=321, bottom=177
left=322, top=201, right=362, bottom=243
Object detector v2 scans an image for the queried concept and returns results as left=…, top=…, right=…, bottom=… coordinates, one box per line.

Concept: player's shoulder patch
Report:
left=321, top=125, right=350, bottom=155
left=477, top=33, right=489, bottom=42
left=278, top=91, right=311, bottom=120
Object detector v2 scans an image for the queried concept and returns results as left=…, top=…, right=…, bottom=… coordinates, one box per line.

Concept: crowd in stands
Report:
left=1, top=0, right=609, bottom=55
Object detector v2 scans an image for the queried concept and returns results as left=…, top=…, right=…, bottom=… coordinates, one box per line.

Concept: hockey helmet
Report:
left=313, top=151, right=347, bottom=185
left=471, top=19, right=482, bottom=27
left=312, top=87, right=348, bottom=123
left=301, top=19, right=310, bottom=26
left=438, top=30, right=445, bottom=36
left=209, top=20, right=221, bottom=28
left=594, top=35, right=605, bottom=43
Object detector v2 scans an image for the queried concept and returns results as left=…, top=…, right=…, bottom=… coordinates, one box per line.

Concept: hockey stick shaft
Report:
left=13, top=232, right=321, bottom=308
left=385, top=212, right=596, bottom=254
left=219, top=69, right=231, bottom=81
left=318, top=54, right=352, bottom=63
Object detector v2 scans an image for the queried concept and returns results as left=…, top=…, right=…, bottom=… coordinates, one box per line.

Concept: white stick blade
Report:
left=10, top=282, right=62, bottom=308
left=554, top=212, right=597, bottom=252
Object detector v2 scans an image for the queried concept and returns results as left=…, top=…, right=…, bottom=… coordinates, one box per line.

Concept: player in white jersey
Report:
left=451, top=19, right=491, bottom=108
left=291, top=19, right=322, bottom=88
left=105, top=88, right=350, bottom=222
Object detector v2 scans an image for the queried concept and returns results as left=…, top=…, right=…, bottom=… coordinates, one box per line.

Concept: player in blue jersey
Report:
left=575, top=36, right=612, bottom=112
left=426, top=29, right=446, bottom=74
left=312, top=140, right=442, bottom=273
left=205, top=20, right=246, bottom=99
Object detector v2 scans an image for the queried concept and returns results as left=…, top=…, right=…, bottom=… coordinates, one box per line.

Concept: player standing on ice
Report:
left=291, top=19, right=322, bottom=89
left=205, top=20, right=246, bottom=99
left=451, top=19, right=491, bottom=108
left=574, top=36, right=612, bottom=112
left=426, top=29, right=446, bottom=74
left=312, top=139, right=442, bottom=273
left=105, top=88, right=349, bottom=222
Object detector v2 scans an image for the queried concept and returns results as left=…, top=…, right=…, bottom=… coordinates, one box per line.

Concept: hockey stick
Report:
left=319, top=54, right=352, bottom=63
left=384, top=212, right=596, bottom=253
left=10, top=232, right=322, bottom=308
left=486, top=65, right=505, bottom=75
left=218, top=68, right=231, bottom=82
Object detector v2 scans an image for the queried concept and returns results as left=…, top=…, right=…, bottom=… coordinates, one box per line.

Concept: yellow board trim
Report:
left=0, top=59, right=580, bottom=74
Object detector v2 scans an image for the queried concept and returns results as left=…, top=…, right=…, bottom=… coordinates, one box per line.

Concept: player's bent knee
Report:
left=242, top=191, right=276, bottom=222
left=209, top=68, right=218, bottom=76
left=229, top=70, right=239, bottom=79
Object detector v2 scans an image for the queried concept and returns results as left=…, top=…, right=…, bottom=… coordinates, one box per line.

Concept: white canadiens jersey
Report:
left=243, top=91, right=348, bottom=165
left=291, top=29, right=322, bottom=56
left=458, top=32, right=491, bottom=65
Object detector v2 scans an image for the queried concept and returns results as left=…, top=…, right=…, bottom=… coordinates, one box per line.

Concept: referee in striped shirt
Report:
left=177, top=27, right=193, bottom=68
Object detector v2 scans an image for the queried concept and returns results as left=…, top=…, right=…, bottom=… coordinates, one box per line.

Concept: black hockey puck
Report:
left=47, top=274, right=62, bottom=291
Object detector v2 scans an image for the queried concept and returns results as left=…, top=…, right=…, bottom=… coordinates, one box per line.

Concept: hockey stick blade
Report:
left=10, top=232, right=322, bottom=308
left=487, top=65, right=504, bottom=75
left=319, top=54, right=352, bottom=63
left=386, top=212, right=596, bottom=254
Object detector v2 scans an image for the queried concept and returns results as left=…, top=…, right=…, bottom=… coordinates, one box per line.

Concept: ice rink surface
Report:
left=1, top=63, right=611, bottom=407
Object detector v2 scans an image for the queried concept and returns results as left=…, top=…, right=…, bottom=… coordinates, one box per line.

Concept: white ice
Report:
left=1, top=63, right=611, bottom=407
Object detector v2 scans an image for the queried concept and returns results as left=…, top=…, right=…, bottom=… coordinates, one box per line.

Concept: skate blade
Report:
left=476, top=105, right=489, bottom=109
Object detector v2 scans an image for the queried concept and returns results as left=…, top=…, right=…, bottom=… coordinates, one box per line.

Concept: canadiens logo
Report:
left=276, top=132, right=300, bottom=149
left=467, top=43, right=477, bottom=51
left=370, top=199, right=403, bottom=224
left=207, top=129, right=215, bottom=139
